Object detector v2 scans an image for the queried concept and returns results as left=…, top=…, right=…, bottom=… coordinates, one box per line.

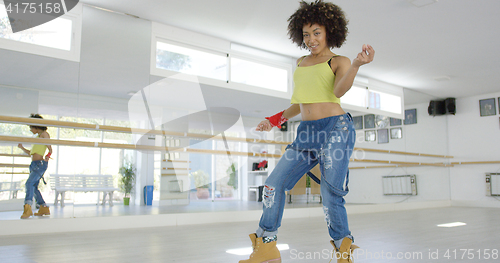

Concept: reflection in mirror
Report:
left=70, top=5, right=151, bottom=218
left=0, top=65, right=80, bottom=219
left=0, top=3, right=83, bottom=220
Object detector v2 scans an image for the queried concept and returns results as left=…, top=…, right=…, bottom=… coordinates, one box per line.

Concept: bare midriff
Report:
left=300, top=102, right=345, bottom=121
left=31, top=153, right=43, bottom=161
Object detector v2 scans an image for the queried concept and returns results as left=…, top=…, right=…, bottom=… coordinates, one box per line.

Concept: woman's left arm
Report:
left=333, top=44, right=375, bottom=98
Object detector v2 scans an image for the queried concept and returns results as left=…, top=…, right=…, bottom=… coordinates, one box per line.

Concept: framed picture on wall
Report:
left=353, top=116, right=363, bottom=130
left=378, top=129, right=389, bottom=144
left=375, top=115, right=390, bottom=129
left=479, top=98, right=496, bottom=116
left=365, top=130, right=376, bottom=142
left=404, top=109, right=417, bottom=125
left=390, top=127, right=402, bottom=139
left=364, top=114, right=375, bottom=129
left=390, top=118, right=402, bottom=126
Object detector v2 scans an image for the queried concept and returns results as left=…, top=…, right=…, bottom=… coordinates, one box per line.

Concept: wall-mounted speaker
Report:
left=428, top=100, right=446, bottom=116
left=445, top=97, right=456, bottom=115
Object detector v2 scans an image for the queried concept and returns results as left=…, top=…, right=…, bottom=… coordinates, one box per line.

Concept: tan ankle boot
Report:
left=20, top=204, right=33, bottom=219
left=34, top=205, right=50, bottom=216
left=330, top=237, right=359, bottom=263
left=239, top=234, right=281, bottom=263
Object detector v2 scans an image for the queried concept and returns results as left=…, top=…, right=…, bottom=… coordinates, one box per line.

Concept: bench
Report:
left=50, top=174, right=119, bottom=207
left=0, top=181, right=22, bottom=199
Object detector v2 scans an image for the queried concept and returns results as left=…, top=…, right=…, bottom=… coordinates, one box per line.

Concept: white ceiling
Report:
left=2, top=0, right=499, bottom=122
left=79, top=0, right=500, bottom=101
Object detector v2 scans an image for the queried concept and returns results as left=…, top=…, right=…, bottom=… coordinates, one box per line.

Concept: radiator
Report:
left=382, top=175, right=417, bottom=195
left=486, top=173, right=500, bottom=196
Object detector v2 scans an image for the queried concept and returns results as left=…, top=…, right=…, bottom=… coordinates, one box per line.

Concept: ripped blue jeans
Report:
left=257, top=113, right=355, bottom=241
left=24, top=160, right=48, bottom=206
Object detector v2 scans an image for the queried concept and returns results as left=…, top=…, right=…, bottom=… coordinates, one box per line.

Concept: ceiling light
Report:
left=434, top=76, right=451, bottom=82
left=409, top=0, right=438, bottom=7
left=127, top=91, right=136, bottom=96
left=437, top=222, right=466, bottom=228
left=226, top=244, right=290, bottom=256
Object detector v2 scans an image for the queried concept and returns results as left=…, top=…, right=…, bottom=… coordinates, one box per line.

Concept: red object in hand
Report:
left=45, top=152, right=52, bottom=159
left=265, top=110, right=288, bottom=129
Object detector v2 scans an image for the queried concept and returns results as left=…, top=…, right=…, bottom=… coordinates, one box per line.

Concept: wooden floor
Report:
left=1, top=207, right=499, bottom=262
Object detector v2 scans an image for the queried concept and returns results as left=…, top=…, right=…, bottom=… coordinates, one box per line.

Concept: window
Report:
left=341, top=82, right=403, bottom=118
left=231, top=57, right=288, bottom=92
left=156, top=41, right=228, bottom=81
left=341, top=85, right=367, bottom=108
left=152, top=23, right=293, bottom=97
left=0, top=3, right=82, bottom=61
left=0, top=11, right=72, bottom=50
left=369, top=90, right=402, bottom=114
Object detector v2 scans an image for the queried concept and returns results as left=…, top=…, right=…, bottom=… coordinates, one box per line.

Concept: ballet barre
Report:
left=0, top=135, right=282, bottom=159
left=0, top=153, right=30, bottom=158
left=450, top=161, right=500, bottom=165
left=350, top=158, right=452, bottom=167
left=0, top=115, right=454, bottom=158
left=0, top=163, right=30, bottom=168
left=0, top=115, right=288, bottom=146
left=0, top=135, right=458, bottom=169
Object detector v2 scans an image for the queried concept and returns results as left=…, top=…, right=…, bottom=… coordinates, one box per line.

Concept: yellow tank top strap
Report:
left=297, top=56, right=306, bottom=66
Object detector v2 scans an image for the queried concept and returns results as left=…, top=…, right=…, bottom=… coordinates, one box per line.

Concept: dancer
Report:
left=239, top=1, right=374, bottom=262
left=18, top=114, right=52, bottom=219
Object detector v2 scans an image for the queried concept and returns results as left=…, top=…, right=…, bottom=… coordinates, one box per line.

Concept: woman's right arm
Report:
left=256, top=104, right=301, bottom=132
left=18, top=144, right=30, bottom=155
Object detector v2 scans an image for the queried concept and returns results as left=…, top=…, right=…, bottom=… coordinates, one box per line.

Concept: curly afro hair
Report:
left=29, top=113, right=47, bottom=131
left=288, top=0, right=349, bottom=50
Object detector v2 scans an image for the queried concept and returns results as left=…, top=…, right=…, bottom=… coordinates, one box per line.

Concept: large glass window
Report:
left=0, top=3, right=81, bottom=61
left=156, top=41, right=228, bottom=81
left=231, top=57, right=288, bottom=92
left=153, top=39, right=290, bottom=95
left=0, top=9, right=72, bottom=50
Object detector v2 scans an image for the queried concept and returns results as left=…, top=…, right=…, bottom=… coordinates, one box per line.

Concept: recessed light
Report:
left=409, top=0, right=438, bottom=7
left=226, top=244, right=289, bottom=255
left=434, top=76, right=451, bottom=82
left=437, top=222, right=466, bottom=228
left=127, top=91, right=136, bottom=96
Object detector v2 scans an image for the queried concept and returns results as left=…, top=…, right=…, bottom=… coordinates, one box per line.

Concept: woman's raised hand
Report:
left=353, top=44, right=374, bottom=68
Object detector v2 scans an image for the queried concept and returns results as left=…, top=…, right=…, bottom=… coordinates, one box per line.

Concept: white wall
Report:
left=347, top=102, right=452, bottom=204
left=447, top=91, right=500, bottom=207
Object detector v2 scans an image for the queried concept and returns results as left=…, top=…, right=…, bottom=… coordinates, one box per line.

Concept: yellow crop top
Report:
left=291, top=56, right=341, bottom=105
left=30, top=135, right=47, bottom=156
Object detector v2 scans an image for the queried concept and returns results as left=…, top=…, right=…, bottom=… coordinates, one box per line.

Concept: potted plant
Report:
left=119, top=162, right=136, bottom=205
left=191, top=169, right=210, bottom=199
left=227, top=163, right=238, bottom=190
